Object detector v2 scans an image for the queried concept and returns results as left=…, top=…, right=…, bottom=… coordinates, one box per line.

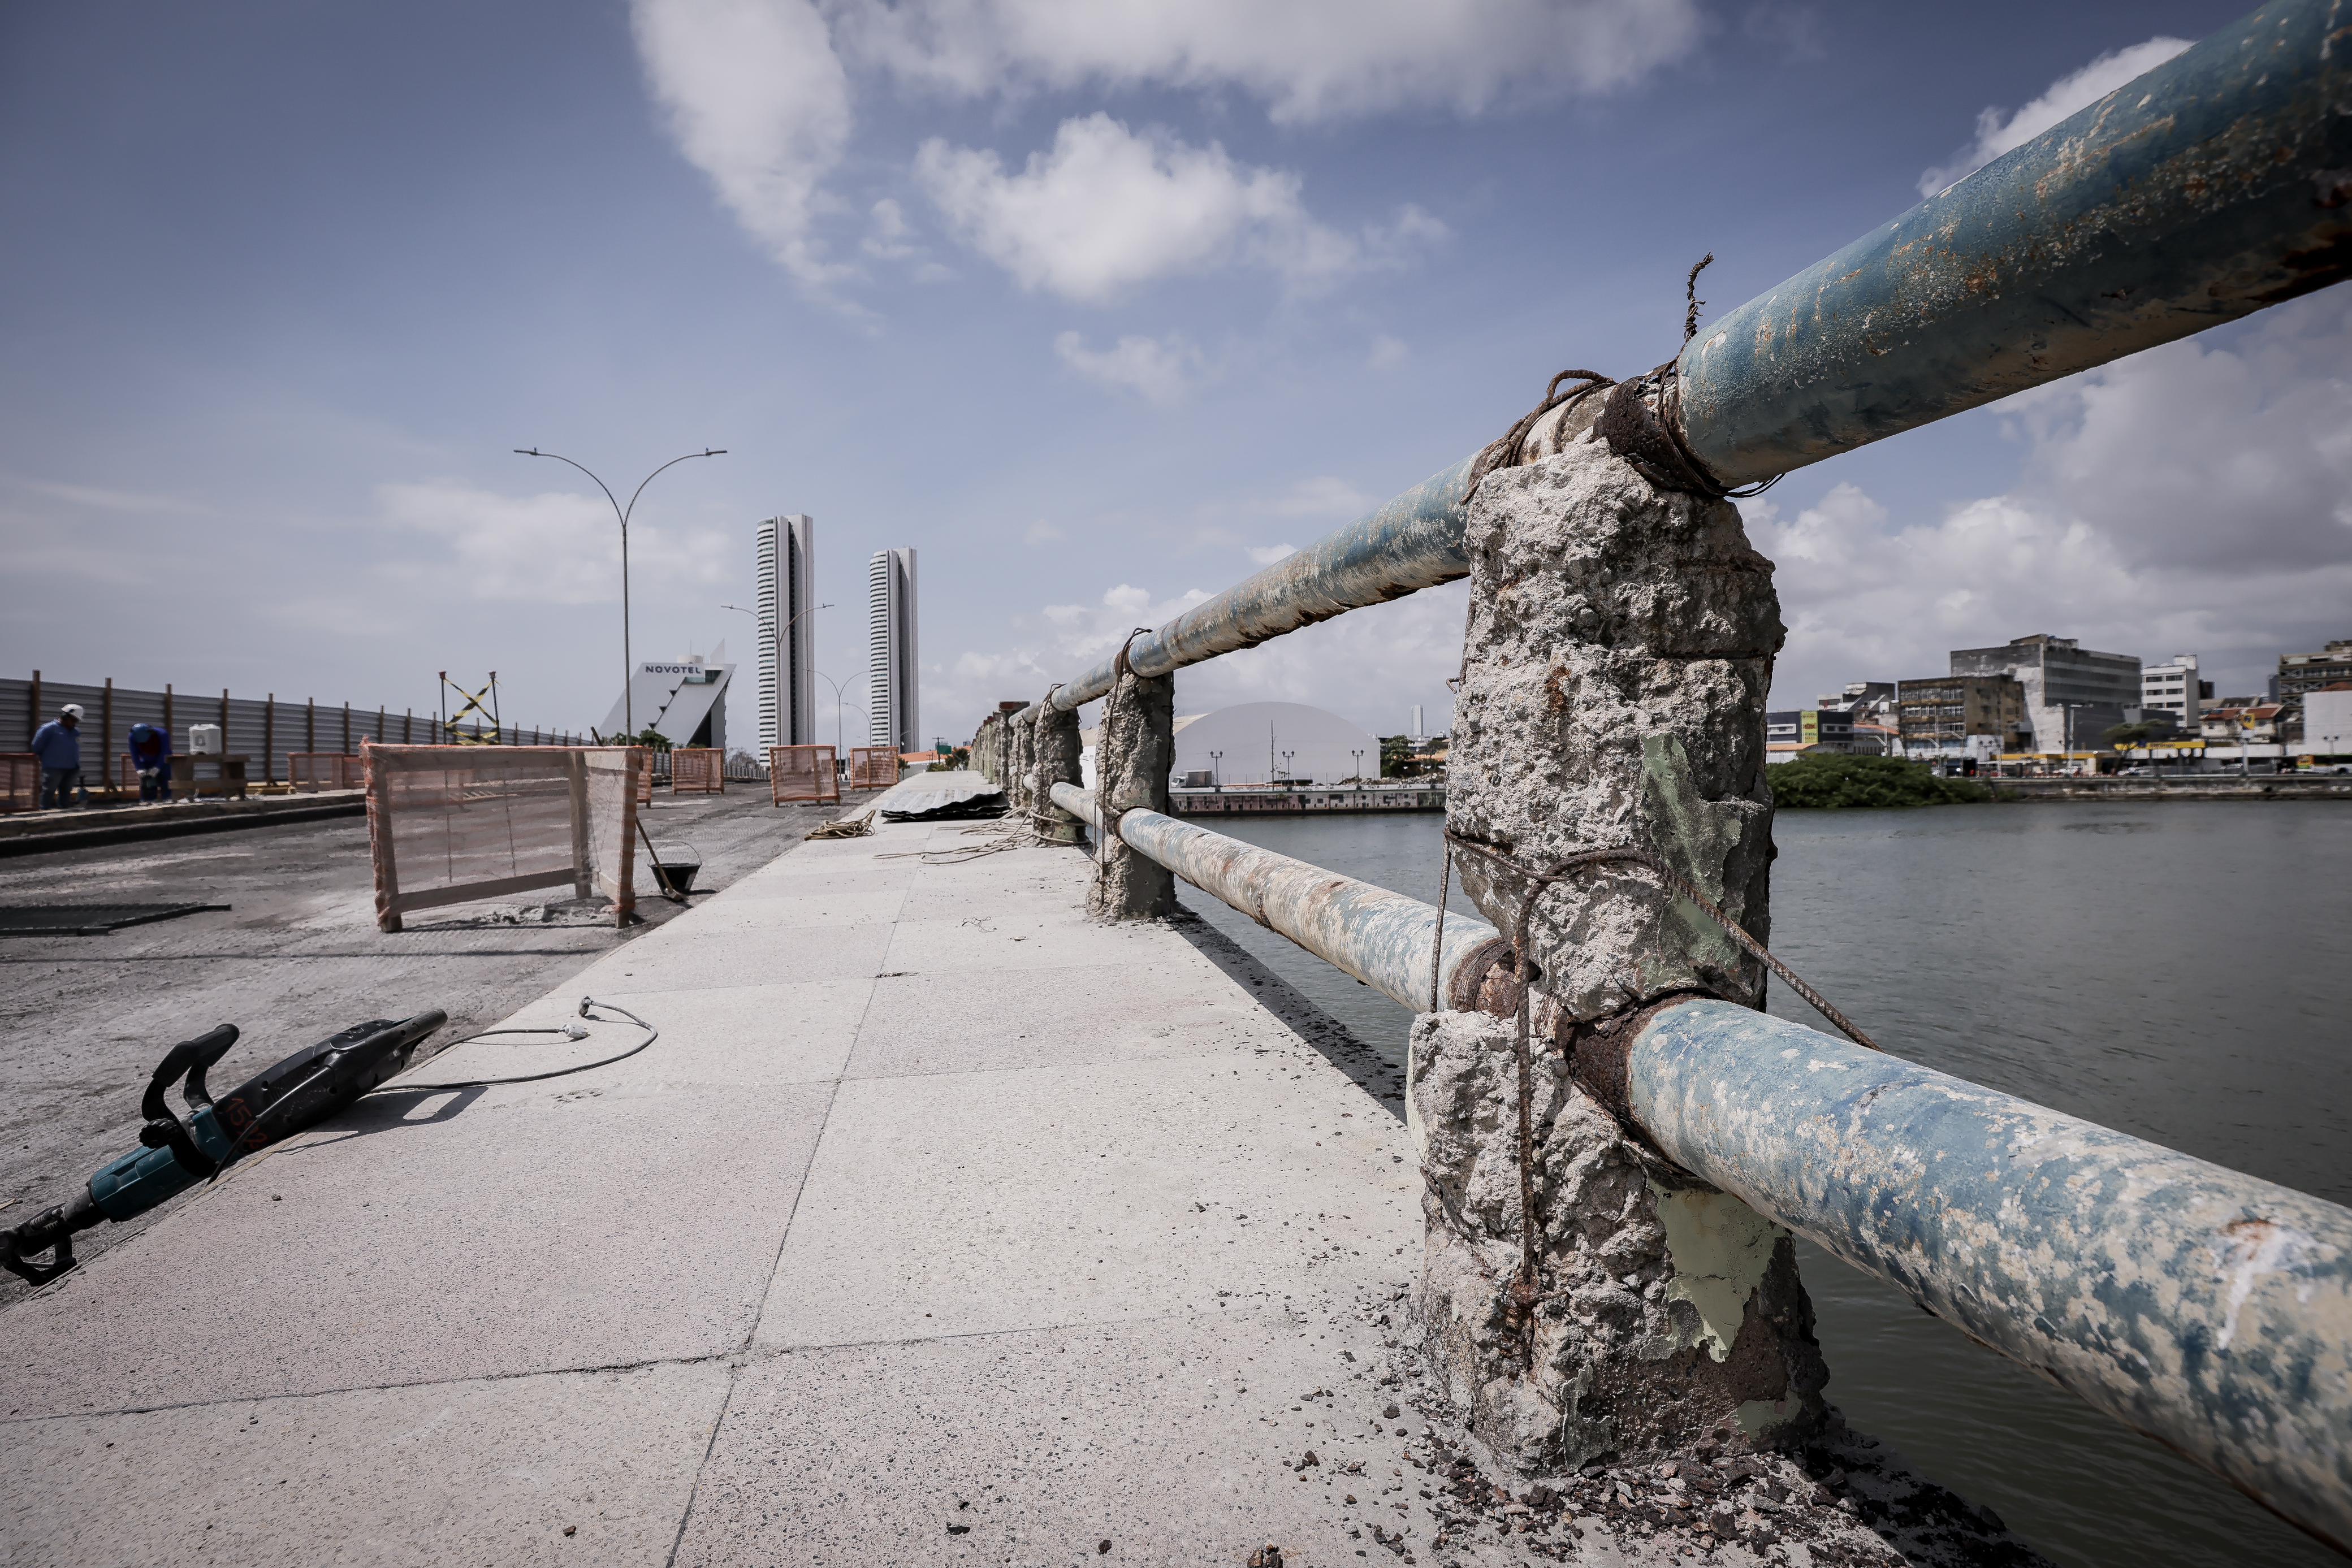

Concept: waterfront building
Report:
left=866, top=548, right=919, bottom=752
left=2303, top=683, right=2352, bottom=758
left=2276, top=638, right=2352, bottom=703
left=1765, top=708, right=1855, bottom=763
left=2139, top=653, right=2209, bottom=733
left=1895, top=675, right=2027, bottom=760
left=1949, top=633, right=2140, bottom=755
left=754, top=514, right=816, bottom=749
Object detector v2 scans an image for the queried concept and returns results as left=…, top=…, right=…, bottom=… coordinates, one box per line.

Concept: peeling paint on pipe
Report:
left=1050, top=782, right=1502, bottom=1012
left=1020, top=457, right=1476, bottom=722
left=1676, top=0, right=2352, bottom=488
left=1623, top=998, right=2352, bottom=1552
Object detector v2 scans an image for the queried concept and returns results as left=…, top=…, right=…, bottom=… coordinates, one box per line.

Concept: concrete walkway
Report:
left=1, top=815, right=1441, bottom=1566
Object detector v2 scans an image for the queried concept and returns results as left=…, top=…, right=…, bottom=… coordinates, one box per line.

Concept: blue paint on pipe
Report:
left=1628, top=998, right=2352, bottom=1550
left=1677, top=0, right=2352, bottom=487
left=1050, top=781, right=1499, bottom=1011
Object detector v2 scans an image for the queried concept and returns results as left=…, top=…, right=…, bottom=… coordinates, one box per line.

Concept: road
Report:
left=0, top=785, right=848, bottom=1302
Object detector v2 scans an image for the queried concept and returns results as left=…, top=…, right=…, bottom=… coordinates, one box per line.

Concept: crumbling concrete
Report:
left=971, top=712, right=1004, bottom=785
left=1005, top=711, right=1035, bottom=818
left=1412, top=1009, right=1824, bottom=1480
left=1448, top=418, right=1780, bottom=1021
left=1420, top=420, right=1817, bottom=1478
left=1085, top=665, right=1175, bottom=921
left=1030, top=701, right=1085, bottom=847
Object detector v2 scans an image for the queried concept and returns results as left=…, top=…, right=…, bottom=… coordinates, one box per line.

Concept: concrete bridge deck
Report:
left=1, top=817, right=1450, bottom=1566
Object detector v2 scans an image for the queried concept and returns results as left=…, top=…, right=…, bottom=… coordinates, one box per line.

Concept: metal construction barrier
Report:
left=361, top=743, right=642, bottom=932
left=986, top=3, right=2352, bottom=1545
left=848, top=747, right=899, bottom=790
left=769, top=744, right=839, bottom=805
left=288, top=752, right=365, bottom=792
left=669, top=747, right=724, bottom=795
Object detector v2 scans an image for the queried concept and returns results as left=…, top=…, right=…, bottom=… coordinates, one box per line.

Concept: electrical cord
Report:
left=387, top=997, right=660, bottom=1092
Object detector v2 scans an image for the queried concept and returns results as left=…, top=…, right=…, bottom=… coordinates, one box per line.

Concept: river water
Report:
left=1173, top=800, right=2350, bottom=1568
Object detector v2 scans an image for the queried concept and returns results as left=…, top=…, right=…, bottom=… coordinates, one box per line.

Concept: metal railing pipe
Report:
left=1676, top=0, right=2352, bottom=488
left=1614, top=997, right=2352, bottom=1551
left=1050, top=782, right=1503, bottom=1012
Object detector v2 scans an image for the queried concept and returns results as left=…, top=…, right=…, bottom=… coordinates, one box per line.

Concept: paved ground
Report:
left=0, top=811, right=1465, bottom=1567
left=2, top=794, right=1980, bottom=1566
left=0, top=785, right=854, bottom=1302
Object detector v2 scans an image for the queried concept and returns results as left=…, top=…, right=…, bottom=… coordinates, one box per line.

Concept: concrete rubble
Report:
left=1086, top=663, right=1177, bottom=922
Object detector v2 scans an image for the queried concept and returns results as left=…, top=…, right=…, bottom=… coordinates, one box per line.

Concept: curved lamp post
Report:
left=515, top=446, right=725, bottom=735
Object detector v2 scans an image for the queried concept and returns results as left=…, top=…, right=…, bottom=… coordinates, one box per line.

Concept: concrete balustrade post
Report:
left=1030, top=700, right=1085, bottom=846
left=1086, top=662, right=1175, bottom=921
left=1005, top=712, right=1034, bottom=816
left=1413, top=403, right=1826, bottom=1476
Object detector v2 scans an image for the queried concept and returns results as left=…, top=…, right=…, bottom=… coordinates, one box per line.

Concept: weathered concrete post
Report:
left=1030, top=698, right=1086, bottom=846
left=973, top=712, right=1002, bottom=785
left=1005, top=709, right=1034, bottom=817
left=1413, top=400, right=1825, bottom=1476
left=1086, top=659, right=1175, bottom=920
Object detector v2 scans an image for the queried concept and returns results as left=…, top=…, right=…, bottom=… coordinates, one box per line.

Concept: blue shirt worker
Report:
left=127, top=721, right=174, bottom=803
left=31, top=703, right=86, bottom=809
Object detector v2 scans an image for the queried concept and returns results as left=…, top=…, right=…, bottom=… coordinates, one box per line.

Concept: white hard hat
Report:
left=60, top=703, right=84, bottom=719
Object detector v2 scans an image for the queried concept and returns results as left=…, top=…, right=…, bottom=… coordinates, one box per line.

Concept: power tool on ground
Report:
left=2, top=1010, right=447, bottom=1285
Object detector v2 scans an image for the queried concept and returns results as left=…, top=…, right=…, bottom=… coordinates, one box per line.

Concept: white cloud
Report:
left=1054, top=329, right=1209, bottom=405
left=1022, top=519, right=1066, bottom=545
left=1754, top=289, right=2352, bottom=704
left=379, top=482, right=734, bottom=606
left=1366, top=334, right=1410, bottom=371
left=834, top=0, right=1702, bottom=123
left=1246, top=543, right=1298, bottom=566
left=918, top=115, right=1406, bottom=302
left=631, top=0, right=855, bottom=290
left=1918, top=36, right=2191, bottom=197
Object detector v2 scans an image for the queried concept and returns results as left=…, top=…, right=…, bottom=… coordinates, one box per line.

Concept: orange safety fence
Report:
left=0, top=754, right=38, bottom=813
left=848, top=747, right=900, bottom=790
left=289, top=753, right=367, bottom=792
left=769, top=744, right=840, bottom=804
left=362, top=743, right=643, bottom=932
left=670, top=747, right=725, bottom=794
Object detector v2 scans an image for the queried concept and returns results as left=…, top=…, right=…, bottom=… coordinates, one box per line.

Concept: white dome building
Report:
left=1081, top=700, right=1379, bottom=790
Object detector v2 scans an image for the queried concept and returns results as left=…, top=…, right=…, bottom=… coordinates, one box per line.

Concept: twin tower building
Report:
left=755, top=515, right=918, bottom=756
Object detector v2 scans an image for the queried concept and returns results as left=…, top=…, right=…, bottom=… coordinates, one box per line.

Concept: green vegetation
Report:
left=1769, top=752, right=1991, bottom=808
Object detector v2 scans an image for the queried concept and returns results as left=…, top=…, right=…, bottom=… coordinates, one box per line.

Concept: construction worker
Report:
left=31, top=703, right=85, bottom=809
left=127, top=721, right=174, bottom=802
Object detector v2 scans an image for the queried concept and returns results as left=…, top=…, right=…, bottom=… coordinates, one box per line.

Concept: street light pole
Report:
left=516, top=445, right=725, bottom=736
left=815, top=670, right=863, bottom=763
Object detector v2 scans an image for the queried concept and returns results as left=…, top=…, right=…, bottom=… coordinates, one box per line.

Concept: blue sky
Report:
left=5, top=0, right=2346, bottom=746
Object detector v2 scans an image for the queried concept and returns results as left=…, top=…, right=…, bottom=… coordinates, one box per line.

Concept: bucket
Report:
left=648, top=839, right=703, bottom=894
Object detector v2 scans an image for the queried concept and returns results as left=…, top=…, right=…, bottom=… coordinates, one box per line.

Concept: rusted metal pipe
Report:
left=1674, top=0, right=2352, bottom=490
left=1050, top=782, right=1506, bottom=1012
left=1597, top=997, right=2352, bottom=1552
